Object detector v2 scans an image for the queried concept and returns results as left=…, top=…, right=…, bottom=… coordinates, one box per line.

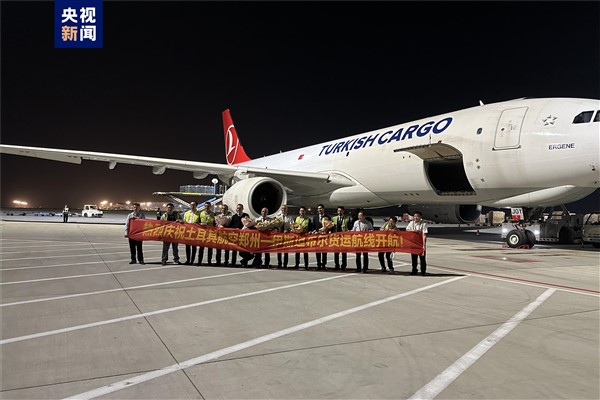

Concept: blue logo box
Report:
left=55, top=0, right=103, bottom=48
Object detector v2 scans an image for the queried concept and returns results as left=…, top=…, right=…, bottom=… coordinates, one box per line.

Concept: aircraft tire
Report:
left=525, top=230, right=536, bottom=248
left=506, top=229, right=526, bottom=248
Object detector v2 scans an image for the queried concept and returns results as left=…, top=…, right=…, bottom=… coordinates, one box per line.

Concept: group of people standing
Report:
left=172, top=200, right=242, bottom=267
left=125, top=201, right=429, bottom=275
left=373, top=212, right=427, bottom=275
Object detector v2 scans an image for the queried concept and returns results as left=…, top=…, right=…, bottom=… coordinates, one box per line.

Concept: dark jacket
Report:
left=230, top=212, right=249, bottom=229
left=161, top=211, right=181, bottom=222
left=312, top=213, right=331, bottom=231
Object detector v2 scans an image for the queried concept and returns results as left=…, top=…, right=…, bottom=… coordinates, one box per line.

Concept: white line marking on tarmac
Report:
left=1, top=270, right=262, bottom=307
left=0, top=249, right=161, bottom=262
left=0, top=246, right=130, bottom=254
left=0, top=262, right=183, bottom=285
left=0, top=238, right=152, bottom=246
left=391, top=262, right=411, bottom=267
left=0, top=239, right=111, bottom=244
left=408, top=288, right=556, bottom=400
left=467, top=271, right=599, bottom=298
left=1, top=259, right=131, bottom=271
left=63, top=276, right=465, bottom=400
left=430, top=266, right=600, bottom=298
left=1, top=242, right=124, bottom=249
left=1, top=273, right=359, bottom=345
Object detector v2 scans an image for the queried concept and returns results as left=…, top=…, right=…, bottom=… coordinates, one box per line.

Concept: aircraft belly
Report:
left=478, top=151, right=598, bottom=189
left=328, top=186, right=390, bottom=207
left=340, top=154, right=433, bottom=205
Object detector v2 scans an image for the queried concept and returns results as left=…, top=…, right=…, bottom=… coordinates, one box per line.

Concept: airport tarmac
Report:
left=1, top=216, right=598, bottom=399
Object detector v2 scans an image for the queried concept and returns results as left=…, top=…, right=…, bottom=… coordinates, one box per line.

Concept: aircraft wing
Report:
left=0, top=144, right=355, bottom=196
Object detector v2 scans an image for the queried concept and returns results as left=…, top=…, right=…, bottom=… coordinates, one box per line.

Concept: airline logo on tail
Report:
left=222, top=109, right=251, bottom=165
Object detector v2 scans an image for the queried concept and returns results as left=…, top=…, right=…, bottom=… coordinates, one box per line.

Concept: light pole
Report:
left=211, top=178, right=218, bottom=194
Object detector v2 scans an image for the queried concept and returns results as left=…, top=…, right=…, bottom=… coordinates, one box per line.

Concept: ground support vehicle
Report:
left=582, top=212, right=600, bottom=248
left=501, top=207, right=584, bottom=248
left=82, top=204, right=103, bottom=218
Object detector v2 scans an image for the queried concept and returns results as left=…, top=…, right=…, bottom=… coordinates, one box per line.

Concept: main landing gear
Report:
left=505, top=226, right=536, bottom=248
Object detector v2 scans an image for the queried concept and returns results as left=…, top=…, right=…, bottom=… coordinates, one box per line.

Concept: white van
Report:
left=82, top=204, right=103, bottom=218
left=582, top=212, right=600, bottom=248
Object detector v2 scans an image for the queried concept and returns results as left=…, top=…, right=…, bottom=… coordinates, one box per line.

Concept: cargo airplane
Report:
left=1, top=97, right=599, bottom=246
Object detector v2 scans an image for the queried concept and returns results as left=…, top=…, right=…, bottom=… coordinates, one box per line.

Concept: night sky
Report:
left=1, top=1, right=599, bottom=211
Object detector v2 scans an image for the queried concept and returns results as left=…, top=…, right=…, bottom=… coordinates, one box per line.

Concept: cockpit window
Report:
left=594, top=110, right=600, bottom=122
left=573, top=111, right=594, bottom=124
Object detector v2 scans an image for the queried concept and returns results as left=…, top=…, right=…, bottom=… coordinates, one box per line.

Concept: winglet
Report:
left=222, top=109, right=251, bottom=165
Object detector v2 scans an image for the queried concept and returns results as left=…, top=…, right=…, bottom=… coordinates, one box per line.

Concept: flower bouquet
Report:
left=215, top=214, right=232, bottom=227
left=319, top=217, right=334, bottom=233
left=256, top=217, right=284, bottom=231
left=291, top=222, right=308, bottom=234
left=242, top=216, right=256, bottom=229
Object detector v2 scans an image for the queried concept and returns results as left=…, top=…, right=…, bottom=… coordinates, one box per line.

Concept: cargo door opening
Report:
left=396, top=143, right=476, bottom=196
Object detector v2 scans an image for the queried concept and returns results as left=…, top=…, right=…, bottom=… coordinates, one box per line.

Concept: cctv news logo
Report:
left=55, top=0, right=103, bottom=48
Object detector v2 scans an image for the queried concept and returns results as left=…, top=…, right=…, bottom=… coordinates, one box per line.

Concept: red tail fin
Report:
left=222, top=109, right=251, bottom=165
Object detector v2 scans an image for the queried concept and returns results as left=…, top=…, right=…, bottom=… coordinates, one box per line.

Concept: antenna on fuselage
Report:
left=479, top=100, right=484, bottom=106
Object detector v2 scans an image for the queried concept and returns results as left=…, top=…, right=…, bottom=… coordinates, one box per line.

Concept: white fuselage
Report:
left=238, top=98, right=600, bottom=208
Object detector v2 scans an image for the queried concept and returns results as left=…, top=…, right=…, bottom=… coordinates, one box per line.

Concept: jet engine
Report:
left=407, top=204, right=482, bottom=224
left=222, top=177, right=287, bottom=219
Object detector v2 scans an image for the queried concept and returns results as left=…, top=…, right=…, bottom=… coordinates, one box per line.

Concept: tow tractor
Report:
left=501, top=206, right=584, bottom=248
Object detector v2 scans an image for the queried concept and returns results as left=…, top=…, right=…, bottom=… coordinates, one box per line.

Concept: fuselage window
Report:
left=573, top=111, right=594, bottom=124
left=594, top=110, right=600, bottom=122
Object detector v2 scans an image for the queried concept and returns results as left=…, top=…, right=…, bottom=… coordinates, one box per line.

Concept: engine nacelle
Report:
left=407, top=204, right=482, bottom=224
left=222, top=177, right=287, bottom=219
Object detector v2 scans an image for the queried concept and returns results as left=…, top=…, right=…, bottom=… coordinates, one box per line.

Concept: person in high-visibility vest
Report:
left=183, top=201, right=201, bottom=265
left=62, top=204, right=70, bottom=223
left=293, top=206, right=311, bottom=269
left=332, top=206, right=351, bottom=270
left=197, top=201, right=216, bottom=266
left=311, top=204, right=331, bottom=270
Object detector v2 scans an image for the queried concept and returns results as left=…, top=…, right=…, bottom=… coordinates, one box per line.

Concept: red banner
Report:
left=128, top=219, right=423, bottom=254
